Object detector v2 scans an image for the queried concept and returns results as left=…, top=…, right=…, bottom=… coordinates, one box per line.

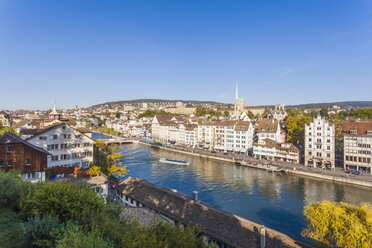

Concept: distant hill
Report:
left=288, top=101, right=372, bottom=109
left=90, top=99, right=227, bottom=108
left=89, top=99, right=372, bottom=110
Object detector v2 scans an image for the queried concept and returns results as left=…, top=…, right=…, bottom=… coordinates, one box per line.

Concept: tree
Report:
left=89, top=165, right=101, bottom=177
left=302, top=201, right=372, bottom=248
left=320, top=108, right=329, bottom=117
left=247, top=111, right=255, bottom=120
left=57, top=224, right=113, bottom=248
left=94, top=140, right=128, bottom=178
left=29, top=182, right=106, bottom=223
left=223, top=111, right=230, bottom=118
left=286, top=116, right=312, bottom=147
left=195, top=107, right=207, bottom=117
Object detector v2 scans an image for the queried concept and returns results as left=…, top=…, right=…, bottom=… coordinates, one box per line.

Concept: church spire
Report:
left=235, top=83, right=239, bottom=102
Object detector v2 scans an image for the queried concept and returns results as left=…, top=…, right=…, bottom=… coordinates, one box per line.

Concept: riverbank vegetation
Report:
left=303, top=201, right=372, bottom=248
left=0, top=171, right=213, bottom=248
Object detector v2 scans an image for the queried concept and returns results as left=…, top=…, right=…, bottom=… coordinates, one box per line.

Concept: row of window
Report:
left=0, top=159, right=32, bottom=167
left=308, top=151, right=332, bottom=158
left=46, top=142, right=92, bottom=151
left=51, top=152, right=93, bottom=161
left=345, top=156, right=371, bottom=164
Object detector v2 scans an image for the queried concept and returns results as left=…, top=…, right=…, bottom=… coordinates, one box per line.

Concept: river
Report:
left=117, top=143, right=372, bottom=241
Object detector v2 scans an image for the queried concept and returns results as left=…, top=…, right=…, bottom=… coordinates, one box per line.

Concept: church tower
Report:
left=234, top=83, right=239, bottom=118
left=49, top=102, right=61, bottom=121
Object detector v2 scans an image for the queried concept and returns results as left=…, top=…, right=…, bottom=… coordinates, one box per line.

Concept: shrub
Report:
left=29, top=182, right=106, bottom=223
left=56, top=223, right=113, bottom=248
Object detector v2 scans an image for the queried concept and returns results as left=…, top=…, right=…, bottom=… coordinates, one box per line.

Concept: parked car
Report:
left=349, top=170, right=363, bottom=175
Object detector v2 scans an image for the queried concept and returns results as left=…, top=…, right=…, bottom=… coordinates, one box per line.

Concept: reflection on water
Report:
left=119, top=144, right=372, bottom=241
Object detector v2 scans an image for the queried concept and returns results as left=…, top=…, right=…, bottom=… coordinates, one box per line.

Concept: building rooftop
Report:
left=117, top=177, right=307, bottom=248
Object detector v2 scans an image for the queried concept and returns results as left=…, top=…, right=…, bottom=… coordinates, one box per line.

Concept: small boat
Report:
left=159, top=158, right=190, bottom=166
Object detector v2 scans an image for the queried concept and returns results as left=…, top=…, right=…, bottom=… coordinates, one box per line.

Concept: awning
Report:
left=308, top=159, right=313, bottom=162
left=316, top=160, right=322, bottom=163
left=325, top=161, right=331, bottom=164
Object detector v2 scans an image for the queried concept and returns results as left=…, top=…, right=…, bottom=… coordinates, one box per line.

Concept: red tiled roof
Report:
left=342, top=120, right=372, bottom=136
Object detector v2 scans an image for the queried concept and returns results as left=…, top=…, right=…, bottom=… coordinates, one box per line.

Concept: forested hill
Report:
left=289, top=101, right=372, bottom=109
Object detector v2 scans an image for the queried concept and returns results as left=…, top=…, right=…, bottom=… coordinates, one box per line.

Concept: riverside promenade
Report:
left=138, top=141, right=372, bottom=188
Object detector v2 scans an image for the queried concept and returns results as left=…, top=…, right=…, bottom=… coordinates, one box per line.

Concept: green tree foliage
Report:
left=29, top=182, right=106, bottom=223
left=286, top=116, right=313, bottom=146
left=56, top=224, right=113, bottom=248
left=195, top=107, right=221, bottom=117
left=303, top=201, right=372, bottom=248
left=0, top=208, right=31, bottom=248
left=138, top=109, right=172, bottom=118
left=286, top=108, right=304, bottom=118
left=0, top=170, right=32, bottom=211
left=0, top=171, right=213, bottom=248
left=0, top=126, right=19, bottom=136
left=247, top=111, right=255, bottom=120
left=353, top=107, right=372, bottom=119
left=320, top=108, right=329, bottom=117
left=26, top=215, right=65, bottom=248
left=223, top=110, right=230, bottom=117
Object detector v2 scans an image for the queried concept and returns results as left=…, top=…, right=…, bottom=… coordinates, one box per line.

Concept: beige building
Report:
left=165, top=102, right=196, bottom=115
left=343, top=120, right=372, bottom=174
left=255, top=119, right=283, bottom=143
left=253, top=139, right=299, bottom=163
left=304, top=116, right=335, bottom=169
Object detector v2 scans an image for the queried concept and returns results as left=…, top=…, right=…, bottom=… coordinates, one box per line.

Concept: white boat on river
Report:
left=159, top=158, right=190, bottom=166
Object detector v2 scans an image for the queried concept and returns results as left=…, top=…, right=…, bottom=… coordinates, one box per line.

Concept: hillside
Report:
left=288, top=101, right=372, bottom=109
left=90, top=99, right=227, bottom=108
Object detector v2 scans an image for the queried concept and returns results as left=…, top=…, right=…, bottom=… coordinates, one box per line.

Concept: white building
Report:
left=304, top=116, right=335, bottom=168
left=27, top=123, right=94, bottom=168
left=255, top=120, right=283, bottom=143
left=197, top=122, right=216, bottom=149
left=224, top=120, right=254, bottom=153
left=343, top=120, right=372, bottom=174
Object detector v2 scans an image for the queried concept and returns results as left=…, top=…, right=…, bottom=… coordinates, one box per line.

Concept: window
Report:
left=39, top=136, right=47, bottom=140
left=6, top=146, right=12, bottom=153
left=7, top=160, right=13, bottom=167
left=26, top=159, right=31, bottom=166
left=350, top=130, right=357, bottom=134
left=327, top=153, right=331, bottom=158
left=51, top=155, right=58, bottom=161
left=308, top=151, right=312, bottom=155
left=0, top=160, right=3, bottom=167
left=327, top=139, right=330, bottom=143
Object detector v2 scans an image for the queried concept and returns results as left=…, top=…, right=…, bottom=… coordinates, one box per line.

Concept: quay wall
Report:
left=286, top=169, right=372, bottom=188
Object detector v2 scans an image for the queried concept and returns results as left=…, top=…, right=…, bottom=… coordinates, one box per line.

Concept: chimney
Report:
left=192, top=191, right=198, bottom=201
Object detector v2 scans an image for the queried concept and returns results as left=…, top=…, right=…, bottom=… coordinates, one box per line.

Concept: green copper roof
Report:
left=50, top=104, right=60, bottom=115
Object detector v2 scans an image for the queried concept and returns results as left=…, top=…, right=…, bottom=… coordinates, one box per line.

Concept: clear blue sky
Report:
left=1, top=0, right=372, bottom=110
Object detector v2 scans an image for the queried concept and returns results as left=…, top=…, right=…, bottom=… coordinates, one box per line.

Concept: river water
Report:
left=117, top=143, right=372, bottom=241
